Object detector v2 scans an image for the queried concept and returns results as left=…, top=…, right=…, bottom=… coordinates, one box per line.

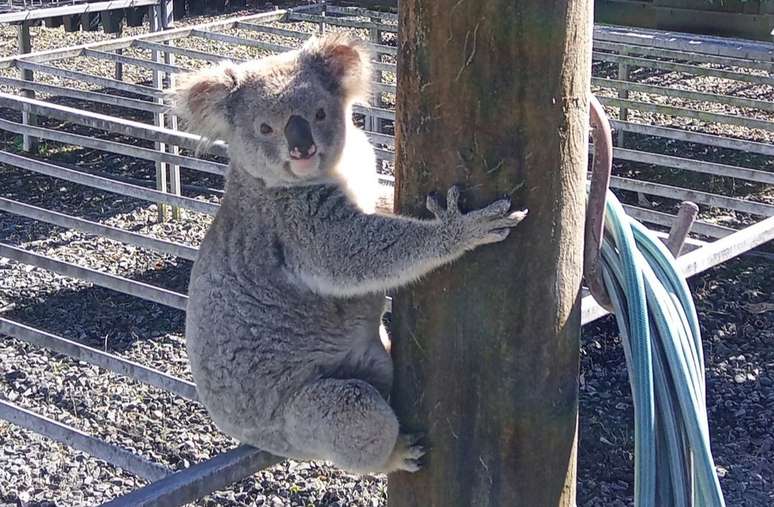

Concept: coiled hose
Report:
left=599, top=190, right=726, bottom=507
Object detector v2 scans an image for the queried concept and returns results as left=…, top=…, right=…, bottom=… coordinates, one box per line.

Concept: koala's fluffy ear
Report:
left=172, top=61, right=243, bottom=141
left=302, top=33, right=372, bottom=104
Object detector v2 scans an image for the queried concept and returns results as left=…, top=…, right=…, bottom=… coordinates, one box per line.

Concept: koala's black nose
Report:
left=284, top=115, right=317, bottom=160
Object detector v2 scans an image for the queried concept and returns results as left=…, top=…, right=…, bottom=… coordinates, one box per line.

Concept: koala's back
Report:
left=185, top=183, right=386, bottom=453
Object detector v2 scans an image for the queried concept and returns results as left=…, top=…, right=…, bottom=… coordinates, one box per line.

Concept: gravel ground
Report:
left=0, top=4, right=772, bottom=507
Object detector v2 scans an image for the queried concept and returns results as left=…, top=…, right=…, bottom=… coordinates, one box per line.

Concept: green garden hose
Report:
left=598, top=190, right=725, bottom=507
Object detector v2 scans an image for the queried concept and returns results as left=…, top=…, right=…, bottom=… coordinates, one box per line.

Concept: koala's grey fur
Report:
left=177, top=33, right=527, bottom=474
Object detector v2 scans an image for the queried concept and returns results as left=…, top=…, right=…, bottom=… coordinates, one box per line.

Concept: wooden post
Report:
left=188, top=0, right=204, bottom=16
left=388, top=1, right=591, bottom=506
left=82, top=1, right=101, bottom=32
left=125, top=7, right=147, bottom=27
left=62, top=15, right=81, bottom=32
left=16, top=21, right=38, bottom=153
left=173, top=0, right=187, bottom=21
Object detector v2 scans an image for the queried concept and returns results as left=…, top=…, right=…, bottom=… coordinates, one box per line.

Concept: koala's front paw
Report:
left=427, top=185, right=528, bottom=251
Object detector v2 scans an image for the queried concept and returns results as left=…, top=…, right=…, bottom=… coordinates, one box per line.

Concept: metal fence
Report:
left=0, top=3, right=773, bottom=505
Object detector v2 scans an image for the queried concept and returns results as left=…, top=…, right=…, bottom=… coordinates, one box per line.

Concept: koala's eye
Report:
left=260, top=123, right=273, bottom=135
left=315, top=108, right=326, bottom=121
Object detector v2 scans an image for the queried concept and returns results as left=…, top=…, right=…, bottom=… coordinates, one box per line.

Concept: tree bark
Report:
left=387, top=2, right=592, bottom=506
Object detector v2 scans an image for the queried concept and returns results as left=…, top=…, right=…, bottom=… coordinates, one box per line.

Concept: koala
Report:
left=176, top=33, right=527, bottom=474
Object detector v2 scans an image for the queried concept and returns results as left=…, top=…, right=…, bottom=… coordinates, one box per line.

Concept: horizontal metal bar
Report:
left=0, top=7, right=306, bottom=68
left=235, top=22, right=398, bottom=56
left=0, top=0, right=158, bottom=24
left=366, top=131, right=395, bottom=146
left=621, top=204, right=735, bottom=238
left=189, top=29, right=290, bottom=54
left=235, top=22, right=312, bottom=40
left=0, top=317, right=197, bottom=401
left=133, top=40, right=246, bottom=64
left=0, top=92, right=228, bottom=158
left=372, top=81, right=396, bottom=94
left=0, top=197, right=198, bottom=261
left=287, top=12, right=397, bottom=33
left=0, top=242, right=189, bottom=310
left=368, top=42, right=398, bottom=57
left=373, top=147, right=394, bottom=162
left=592, top=77, right=774, bottom=113
left=599, top=96, right=774, bottom=132
left=611, top=120, right=774, bottom=157
left=0, top=118, right=227, bottom=176
left=101, top=445, right=282, bottom=507
left=0, top=76, right=166, bottom=114
left=370, top=60, right=396, bottom=73
left=0, top=398, right=169, bottom=482
left=353, top=104, right=395, bottom=121
left=582, top=211, right=773, bottom=324
left=0, top=150, right=219, bottom=216
left=581, top=213, right=773, bottom=325
left=15, top=60, right=164, bottom=99
left=592, top=40, right=774, bottom=73
left=593, top=51, right=774, bottom=87
left=325, top=5, right=399, bottom=22
left=677, top=215, right=774, bottom=279
left=592, top=24, right=774, bottom=62
left=613, top=147, right=774, bottom=186
left=610, top=176, right=774, bottom=217
left=83, top=48, right=187, bottom=75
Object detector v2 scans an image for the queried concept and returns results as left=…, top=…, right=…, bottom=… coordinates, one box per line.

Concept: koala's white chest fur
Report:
left=335, top=125, right=379, bottom=214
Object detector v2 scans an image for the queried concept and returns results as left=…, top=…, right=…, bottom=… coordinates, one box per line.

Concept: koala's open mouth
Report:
left=284, top=153, right=323, bottom=178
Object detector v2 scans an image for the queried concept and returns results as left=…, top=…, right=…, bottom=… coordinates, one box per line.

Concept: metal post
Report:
left=151, top=2, right=169, bottom=221
left=114, top=33, right=124, bottom=81
left=666, top=201, right=699, bottom=257
left=16, top=21, right=37, bottom=152
left=617, top=48, right=629, bottom=147
left=366, top=15, right=382, bottom=135
left=160, top=0, right=181, bottom=220
left=319, top=0, right=326, bottom=34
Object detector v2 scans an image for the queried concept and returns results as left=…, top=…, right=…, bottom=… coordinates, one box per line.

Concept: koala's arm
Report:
left=281, top=186, right=527, bottom=297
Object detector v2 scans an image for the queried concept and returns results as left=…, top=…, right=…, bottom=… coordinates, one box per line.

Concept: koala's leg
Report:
left=284, top=378, right=423, bottom=474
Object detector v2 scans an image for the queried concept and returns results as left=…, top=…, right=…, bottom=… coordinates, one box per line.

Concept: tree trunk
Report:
left=387, top=1, right=591, bottom=506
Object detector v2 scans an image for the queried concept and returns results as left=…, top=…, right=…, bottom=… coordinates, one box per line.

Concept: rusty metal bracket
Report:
left=666, top=201, right=699, bottom=257
left=584, top=95, right=614, bottom=311
left=584, top=95, right=699, bottom=309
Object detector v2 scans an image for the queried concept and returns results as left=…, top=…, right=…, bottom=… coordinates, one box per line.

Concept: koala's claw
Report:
left=467, top=203, right=528, bottom=247
left=426, top=185, right=463, bottom=219
left=446, top=185, right=461, bottom=213
left=427, top=185, right=528, bottom=250
left=476, top=197, right=512, bottom=218
left=390, top=432, right=426, bottom=473
left=426, top=193, right=444, bottom=218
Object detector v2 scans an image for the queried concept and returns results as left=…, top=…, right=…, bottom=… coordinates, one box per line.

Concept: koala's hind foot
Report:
left=285, top=378, right=408, bottom=474
left=378, top=432, right=425, bottom=474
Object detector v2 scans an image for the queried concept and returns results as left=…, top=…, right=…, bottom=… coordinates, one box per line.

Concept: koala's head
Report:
left=173, top=33, right=371, bottom=187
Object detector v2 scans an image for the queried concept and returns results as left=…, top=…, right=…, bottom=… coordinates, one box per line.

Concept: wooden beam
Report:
left=388, top=0, right=590, bottom=505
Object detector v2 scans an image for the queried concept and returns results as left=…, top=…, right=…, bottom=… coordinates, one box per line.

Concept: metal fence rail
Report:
left=0, top=399, right=170, bottom=482
left=0, top=3, right=773, bottom=506
left=0, top=318, right=197, bottom=400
